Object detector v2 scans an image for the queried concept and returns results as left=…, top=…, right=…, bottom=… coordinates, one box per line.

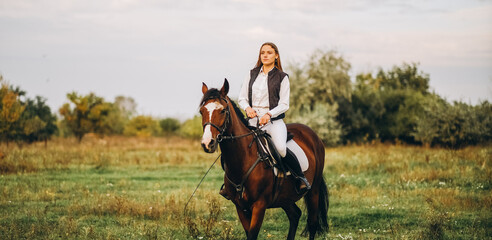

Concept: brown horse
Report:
left=199, top=79, right=329, bottom=240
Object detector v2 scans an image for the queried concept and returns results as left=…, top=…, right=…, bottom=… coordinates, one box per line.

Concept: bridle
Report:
left=201, top=96, right=258, bottom=142
left=201, top=97, right=231, bottom=140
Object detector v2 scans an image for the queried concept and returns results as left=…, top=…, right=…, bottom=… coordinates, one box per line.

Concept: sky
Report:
left=1, top=0, right=491, bottom=120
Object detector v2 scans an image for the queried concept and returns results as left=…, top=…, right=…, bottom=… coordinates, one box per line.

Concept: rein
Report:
left=184, top=153, right=222, bottom=216
left=217, top=130, right=256, bottom=143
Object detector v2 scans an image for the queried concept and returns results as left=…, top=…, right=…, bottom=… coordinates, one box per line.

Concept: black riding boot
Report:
left=282, top=149, right=311, bottom=195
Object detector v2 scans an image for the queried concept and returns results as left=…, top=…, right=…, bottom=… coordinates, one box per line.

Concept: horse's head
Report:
left=199, top=79, right=230, bottom=153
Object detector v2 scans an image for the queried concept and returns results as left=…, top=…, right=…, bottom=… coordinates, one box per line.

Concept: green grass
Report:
left=0, top=136, right=491, bottom=239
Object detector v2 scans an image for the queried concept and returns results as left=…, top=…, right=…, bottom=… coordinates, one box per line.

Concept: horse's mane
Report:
left=230, top=99, right=249, bottom=127
left=200, top=88, right=249, bottom=127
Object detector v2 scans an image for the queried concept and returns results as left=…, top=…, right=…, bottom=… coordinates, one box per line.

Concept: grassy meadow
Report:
left=0, top=136, right=490, bottom=239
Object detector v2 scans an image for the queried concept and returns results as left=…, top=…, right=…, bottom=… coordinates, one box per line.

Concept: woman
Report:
left=237, top=42, right=310, bottom=193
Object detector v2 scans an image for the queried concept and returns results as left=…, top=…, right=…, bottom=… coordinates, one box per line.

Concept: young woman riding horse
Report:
left=236, top=42, right=310, bottom=194
left=198, top=41, right=328, bottom=240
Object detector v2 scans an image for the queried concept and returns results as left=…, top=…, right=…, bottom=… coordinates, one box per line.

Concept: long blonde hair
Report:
left=254, top=42, right=283, bottom=71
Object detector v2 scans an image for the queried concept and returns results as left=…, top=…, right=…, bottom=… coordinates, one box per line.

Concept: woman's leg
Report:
left=265, top=119, right=287, bottom=157
left=266, top=119, right=310, bottom=194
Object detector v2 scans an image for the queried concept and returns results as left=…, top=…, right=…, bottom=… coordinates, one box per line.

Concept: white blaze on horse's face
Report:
left=201, top=101, right=224, bottom=149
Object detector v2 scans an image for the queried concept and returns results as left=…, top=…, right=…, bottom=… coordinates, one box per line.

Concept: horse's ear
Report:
left=202, top=82, right=208, bottom=94
left=220, top=78, right=229, bottom=97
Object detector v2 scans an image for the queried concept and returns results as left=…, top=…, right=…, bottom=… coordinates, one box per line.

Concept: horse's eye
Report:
left=221, top=109, right=227, bottom=114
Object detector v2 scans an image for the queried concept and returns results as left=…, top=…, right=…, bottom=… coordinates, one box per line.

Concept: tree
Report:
left=472, top=101, right=492, bottom=144
left=410, top=94, right=446, bottom=147
left=59, top=92, right=112, bottom=142
left=114, top=96, right=137, bottom=119
left=340, top=73, right=385, bottom=143
left=18, top=96, right=58, bottom=144
left=103, top=103, right=127, bottom=135
left=377, top=63, right=430, bottom=94
left=289, top=50, right=351, bottom=111
left=287, top=50, right=351, bottom=145
left=345, top=63, right=431, bottom=143
left=0, top=77, right=25, bottom=145
left=96, top=96, right=138, bottom=135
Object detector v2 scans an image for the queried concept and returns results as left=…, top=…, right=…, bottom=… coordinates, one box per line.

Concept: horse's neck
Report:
left=225, top=110, right=250, bottom=139
left=220, top=101, right=256, bottom=174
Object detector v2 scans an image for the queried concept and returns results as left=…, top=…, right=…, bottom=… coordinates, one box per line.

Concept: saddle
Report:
left=220, top=126, right=294, bottom=174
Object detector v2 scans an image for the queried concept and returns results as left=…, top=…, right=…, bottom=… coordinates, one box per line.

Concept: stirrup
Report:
left=297, top=176, right=311, bottom=196
left=299, top=176, right=311, bottom=189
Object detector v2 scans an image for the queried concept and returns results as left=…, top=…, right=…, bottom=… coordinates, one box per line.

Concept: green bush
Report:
left=179, top=115, right=202, bottom=139
left=411, top=97, right=492, bottom=148
left=159, top=118, right=181, bottom=135
left=123, top=115, right=162, bottom=137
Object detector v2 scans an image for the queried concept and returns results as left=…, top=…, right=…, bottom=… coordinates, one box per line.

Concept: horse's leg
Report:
left=235, top=205, right=251, bottom=237
left=305, top=189, right=320, bottom=240
left=246, top=200, right=268, bottom=240
left=282, top=203, right=302, bottom=240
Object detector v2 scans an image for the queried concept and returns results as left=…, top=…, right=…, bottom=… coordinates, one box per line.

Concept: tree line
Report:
left=1, top=49, right=490, bottom=148
left=0, top=75, right=189, bottom=145
left=286, top=50, right=491, bottom=148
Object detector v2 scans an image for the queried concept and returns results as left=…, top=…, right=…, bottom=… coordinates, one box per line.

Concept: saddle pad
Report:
left=286, top=139, right=309, bottom=172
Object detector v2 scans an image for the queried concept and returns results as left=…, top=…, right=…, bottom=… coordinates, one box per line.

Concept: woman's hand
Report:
left=259, top=113, right=271, bottom=126
left=245, top=107, right=257, bottom=118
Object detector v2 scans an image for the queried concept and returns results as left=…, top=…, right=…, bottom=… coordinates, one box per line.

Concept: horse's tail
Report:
left=302, top=175, right=329, bottom=236
left=317, top=176, right=329, bottom=233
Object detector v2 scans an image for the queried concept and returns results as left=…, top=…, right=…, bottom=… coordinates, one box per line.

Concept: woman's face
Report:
left=260, top=45, right=278, bottom=66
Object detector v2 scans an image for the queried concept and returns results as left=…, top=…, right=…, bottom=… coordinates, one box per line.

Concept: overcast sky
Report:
left=1, top=0, right=491, bottom=120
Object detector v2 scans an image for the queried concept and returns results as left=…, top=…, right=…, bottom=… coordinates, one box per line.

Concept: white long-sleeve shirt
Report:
left=238, top=67, right=290, bottom=118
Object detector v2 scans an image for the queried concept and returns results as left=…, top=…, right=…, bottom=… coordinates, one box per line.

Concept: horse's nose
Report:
left=201, top=138, right=216, bottom=153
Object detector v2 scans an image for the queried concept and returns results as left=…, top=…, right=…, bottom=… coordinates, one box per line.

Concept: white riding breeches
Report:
left=248, top=116, right=287, bottom=157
